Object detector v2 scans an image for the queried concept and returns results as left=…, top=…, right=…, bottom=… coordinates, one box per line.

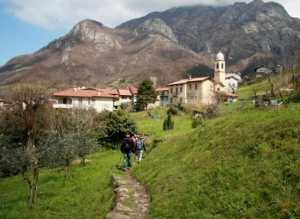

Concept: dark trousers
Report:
left=123, top=153, right=131, bottom=168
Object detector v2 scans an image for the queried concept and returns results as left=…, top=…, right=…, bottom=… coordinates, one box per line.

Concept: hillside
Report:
left=1, top=0, right=300, bottom=87
left=131, top=104, right=300, bottom=218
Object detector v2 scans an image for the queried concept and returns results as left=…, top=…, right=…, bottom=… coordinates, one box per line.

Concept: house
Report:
left=168, top=77, right=215, bottom=105
left=255, top=67, right=273, bottom=75
left=147, top=87, right=169, bottom=109
left=52, top=87, right=119, bottom=112
left=156, top=87, right=169, bottom=107
left=224, top=73, right=242, bottom=92
left=167, top=51, right=238, bottom=105
left=52, top=86, right=138, bottom=112
left=117, top=89, right=134, bottom=106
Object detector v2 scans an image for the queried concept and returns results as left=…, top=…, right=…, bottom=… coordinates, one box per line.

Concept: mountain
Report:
left=1, top=0, right=300, bottom=87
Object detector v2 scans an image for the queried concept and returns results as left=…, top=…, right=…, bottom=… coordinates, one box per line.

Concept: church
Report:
left=167, top=52, right=239, bottom=106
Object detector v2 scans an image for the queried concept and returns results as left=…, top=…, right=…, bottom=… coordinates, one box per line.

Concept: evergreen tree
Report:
left=136, top=80, right=157, bottom=111
left=163, top=112, right=174, bottom=131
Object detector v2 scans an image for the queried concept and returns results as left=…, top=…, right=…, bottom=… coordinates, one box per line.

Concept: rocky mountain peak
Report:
left=70, top=19, right=105, bottom=40
left=135, top=18, right=177, bottom=42
left=250, top=0, right=264, bottom=6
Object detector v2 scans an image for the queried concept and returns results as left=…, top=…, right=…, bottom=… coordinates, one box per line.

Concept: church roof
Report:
left=167, top=77, right=209, bottom=86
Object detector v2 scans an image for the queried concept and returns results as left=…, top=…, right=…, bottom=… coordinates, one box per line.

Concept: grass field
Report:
left=0, top=151, right=120, bottom=219
left=132, top=104, right=300, bottom=218
left=131, top=108, right=193, bottom=140
left=238, top=80, right=269, bottom=99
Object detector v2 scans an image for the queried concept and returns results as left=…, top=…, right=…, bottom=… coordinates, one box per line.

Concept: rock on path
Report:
left=106, top=172, right=150, bottom=219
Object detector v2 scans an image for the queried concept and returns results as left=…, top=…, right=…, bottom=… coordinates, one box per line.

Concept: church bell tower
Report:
left=214, top=51, right=226, bottom=84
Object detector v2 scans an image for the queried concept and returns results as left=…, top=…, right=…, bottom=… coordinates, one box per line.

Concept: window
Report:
left=180, top=87, right=183, bottom=92
left=188, top=84, right=192, bottom=89
left=176, top=87, right=178, bottom=95
left=221, top=63, right=224, bottom=69
left=170, top=88, right=173, bottom=94
left=62, top=98, right=71, bottom=104
left=195, top=84, right=198, bottom=89
left=216, top=63, right=219, bottom=69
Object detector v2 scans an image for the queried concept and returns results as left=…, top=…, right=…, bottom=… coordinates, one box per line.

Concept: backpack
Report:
left=136, top=138, right=144, bottom=150
left=121, top=138, right=132, bottom=153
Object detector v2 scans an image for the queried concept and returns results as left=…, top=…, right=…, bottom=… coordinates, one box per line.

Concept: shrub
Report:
left=286, top=90, right=300, bottom=103
left=163, top=113, right=174, bottom=131
left=167, top=105, right=180, bottom=115
left=192, top=115, right=204, bottom=129
left=95, top=109, right=136, bottom=149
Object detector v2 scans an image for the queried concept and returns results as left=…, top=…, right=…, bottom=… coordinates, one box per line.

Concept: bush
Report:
left=163, top=113, right=174, bottom=131
left=167, top=105, right=180, bottom=115
left=192, top=115, right=204, bottom=129
left=95, top=109, right=136, bottom=149
left=286, top=90, right=300, bottom=103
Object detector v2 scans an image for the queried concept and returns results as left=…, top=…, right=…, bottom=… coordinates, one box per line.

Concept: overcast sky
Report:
left=5, top=0, right=300, bottom=29
left=0, top=0, right=299, bottom=65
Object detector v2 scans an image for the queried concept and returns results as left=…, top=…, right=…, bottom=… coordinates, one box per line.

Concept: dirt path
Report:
left=106, top=172, right=150, bottom=219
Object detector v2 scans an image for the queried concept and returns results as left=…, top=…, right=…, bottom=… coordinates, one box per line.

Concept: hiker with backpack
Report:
left=121, top=134, right=135, bottom=170
left=135, top=135, right=146, bottom=162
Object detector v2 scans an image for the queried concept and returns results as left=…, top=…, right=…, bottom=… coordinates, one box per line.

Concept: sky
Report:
left=0, top=0, right=299, bottom=66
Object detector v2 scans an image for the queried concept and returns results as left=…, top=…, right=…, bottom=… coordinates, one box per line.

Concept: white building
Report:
left=52, top=87, right=137, bottom=112
left=224, top=73, right=242, bottom=93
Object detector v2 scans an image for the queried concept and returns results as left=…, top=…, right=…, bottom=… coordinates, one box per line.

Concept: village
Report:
left=1, top=0, right=300, bottom=218
left=49, top=52, right=241, bottom=113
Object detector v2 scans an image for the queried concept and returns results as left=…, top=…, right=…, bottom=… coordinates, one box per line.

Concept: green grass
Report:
left=0, top=151, right=120, bottom=219
left=131, top=107, right=193, bottom=140
left=133, top=104, right=300, bottom=219
left=238, top=80, right=269, bottom=99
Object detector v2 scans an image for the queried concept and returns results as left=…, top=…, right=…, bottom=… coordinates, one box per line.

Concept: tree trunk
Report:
left=81, top=156, right=86, bottom=166
left=28, top=165, right=39, bottom=208
left=64, top=159, right=71, bottom=179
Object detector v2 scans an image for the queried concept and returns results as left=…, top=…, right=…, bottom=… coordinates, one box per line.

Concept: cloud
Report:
left=5, top=0, right=299, bottom=30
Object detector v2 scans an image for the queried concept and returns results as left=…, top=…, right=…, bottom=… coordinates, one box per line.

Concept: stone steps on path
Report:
left=106, top=172, right=150, bottom=219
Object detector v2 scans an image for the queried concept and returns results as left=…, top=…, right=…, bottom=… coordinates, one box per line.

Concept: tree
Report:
left=95, top=109, right=136, bottom=148
left=1, top=84, right=50, bottom=207
left=45, top=109, right=97, bottom=177
left=163, top=112, right=174, bottom=131
left=136, top=79, right=157, bottom=111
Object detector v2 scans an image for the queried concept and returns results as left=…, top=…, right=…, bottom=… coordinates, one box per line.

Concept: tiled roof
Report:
left=118, top=89, right=132, bottom=96
left=168, top=77, right=209, bottom=86
left=128, top=86, right=138, bottom=95
left=53, top=87, right=119, bottom=98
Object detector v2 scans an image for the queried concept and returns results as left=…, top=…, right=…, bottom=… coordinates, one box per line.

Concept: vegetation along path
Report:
left=106, top=171, right=149, bottom=219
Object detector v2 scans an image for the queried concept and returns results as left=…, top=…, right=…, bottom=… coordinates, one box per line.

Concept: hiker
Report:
left=135, top=136, right=146, bottom=162
left=130, top=133, right=137, bottom=154
left=121, top=134, right=134, bottom=170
